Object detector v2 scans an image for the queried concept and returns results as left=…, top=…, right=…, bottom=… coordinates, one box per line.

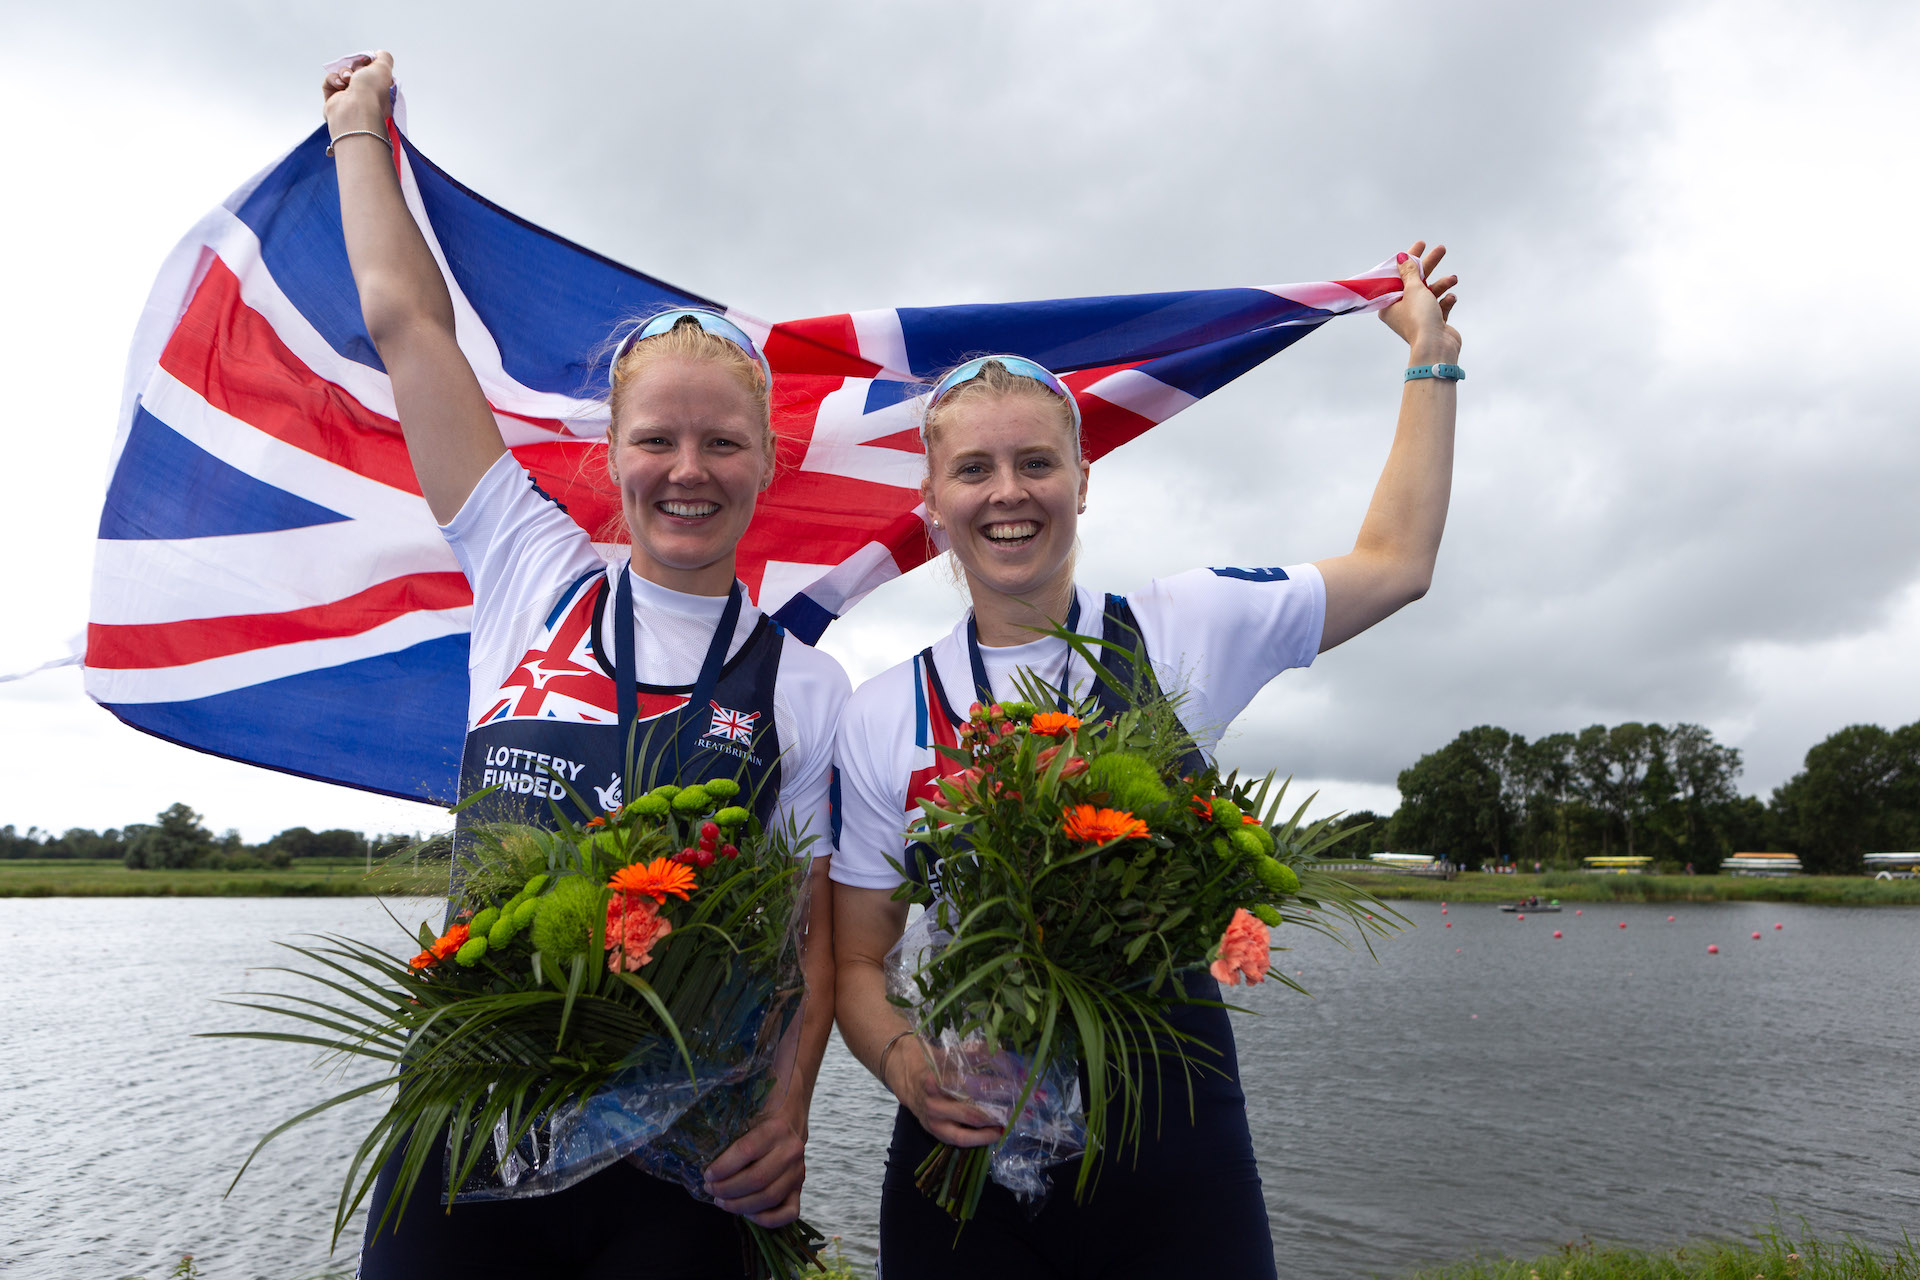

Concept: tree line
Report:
left=1335, top=719, right=1920, bottom=875
left=0, top=803, right=428, bottom=870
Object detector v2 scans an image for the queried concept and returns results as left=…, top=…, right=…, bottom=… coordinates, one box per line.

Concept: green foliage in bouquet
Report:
left=892, top=627, right=1402, bottom=1220
left=205, top=767, right=825, bottom=1278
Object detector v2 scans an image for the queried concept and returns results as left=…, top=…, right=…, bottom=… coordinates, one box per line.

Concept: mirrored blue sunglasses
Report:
left=923, top=355, right=1082, bottom=431
left=609, top=308, right=773, bottom=389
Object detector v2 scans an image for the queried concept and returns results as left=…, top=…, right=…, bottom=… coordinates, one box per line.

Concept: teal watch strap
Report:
left=1405, top=363, right=1465, bottom=382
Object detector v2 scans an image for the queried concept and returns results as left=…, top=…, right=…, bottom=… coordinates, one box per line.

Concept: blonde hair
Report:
left=605, top=315, right=777, bottom=472
left=918, top=358, right=1080, bottom=466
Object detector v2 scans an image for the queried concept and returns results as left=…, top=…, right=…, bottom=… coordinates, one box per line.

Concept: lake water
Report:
left=3, top=897, right=1915, bottom=1279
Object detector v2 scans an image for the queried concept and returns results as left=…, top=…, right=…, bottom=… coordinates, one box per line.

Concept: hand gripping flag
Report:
left=87, top=120, right=1405, bottom=804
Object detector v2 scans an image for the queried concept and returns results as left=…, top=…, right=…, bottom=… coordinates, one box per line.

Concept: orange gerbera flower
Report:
left=609, top=856, right=698, bottom=903
left=1189, top=795, right=1213, bottom=821
left=1210, top=908, right=1272, bottom=987
left=585, top=815, right=607, bottom=829
left=429, top=922, right=470, bottom=962
left=1029, top=712, right=1081, bottom=737
left=408, top=950, right=435, bottom=970
left=1061, top=804, right=1150, bottom=844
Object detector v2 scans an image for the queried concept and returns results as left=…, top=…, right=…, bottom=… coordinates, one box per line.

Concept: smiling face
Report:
left=609, top=354, right=771, bottom=596
left=921, top=388, right=1089, bottom=624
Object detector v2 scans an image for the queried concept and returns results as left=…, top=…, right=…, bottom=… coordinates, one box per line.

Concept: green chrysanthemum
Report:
left=521, top=873, right=550, bottom=899
left=530, top=877, right=601, bottom=962
left=671, top=785, right=712, bottom=814
left=1085, top=753, right=1170, bottom=814
left=1210, top=800, right=1244, bottom=829
left=1243, top=824, right=1276, bottom=856
left=487, top=914, right=520, bottom=950
left=625, top=795, right=671, bottom=819
left=511, top=898, right=539, bottom=929
left=1252, top=903, right=1283, bottom=928
left=1229, top=828, right=1267, bottom=859
left=1253, top=855, right=1300, bottom=897
left=1000, top=701, right=1039, bottom=721
left=469, top=906, right=501, bottom=936
left=648, top=784, right=682, bottom=801
left=1212, top=836, right=1236, bottom=861
left=714, top=806, right=751, bottom=829
left=454, top=935, right=489, bottom=967
left=703, top=777, right=741, bottom=800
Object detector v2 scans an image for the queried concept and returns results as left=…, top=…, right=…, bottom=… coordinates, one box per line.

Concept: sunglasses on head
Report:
left=923, top=355, right=1082, bottom=432
left=609, top=308, right=773, bottom=389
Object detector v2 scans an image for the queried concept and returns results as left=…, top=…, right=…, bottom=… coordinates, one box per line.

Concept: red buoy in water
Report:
left=1775, top=923, right=1783, bottom=930
left=1445, top=921, right=1452, bottom=927
left=1619, top=922, right=1627, bottom=929
left=1575, top=909, right=1583, bottom=916
left=1708, top=944, right=1719, bottom=954
left=1440, top=908, right=1448, bottom=914
left=1517, top=913, right=1525, bottom=921
left=1668, top=915, right=1675, bottom=922
left=1752, top=931, right=1762, bottom=939
left=1553, top=930, right=1563, bottom=938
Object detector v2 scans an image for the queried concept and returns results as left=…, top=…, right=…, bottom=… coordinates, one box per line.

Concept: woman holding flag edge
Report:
left=830, top=245, right=1462, bottom=1276
left=323, top=52, right=848, bottom=1280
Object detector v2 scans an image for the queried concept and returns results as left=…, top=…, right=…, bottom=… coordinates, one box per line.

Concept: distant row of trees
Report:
left=0, top=804, right=425, bottom=870
left=1336, top=720, right=1920, bottom=875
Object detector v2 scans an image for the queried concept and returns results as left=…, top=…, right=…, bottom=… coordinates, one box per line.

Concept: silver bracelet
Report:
left=877, top=1029, right=916, bottom=1091
left=326, top=129, right=390, bottom=157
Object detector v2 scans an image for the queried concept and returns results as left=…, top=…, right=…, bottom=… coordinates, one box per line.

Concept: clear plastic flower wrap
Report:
left=886, top=911, right=1085, bottom=1204
left=450, top=964, right=799, bottom=1203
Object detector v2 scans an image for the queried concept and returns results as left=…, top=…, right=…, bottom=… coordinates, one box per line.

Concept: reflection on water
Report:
left=2, top=897, right=1914, bottom=1279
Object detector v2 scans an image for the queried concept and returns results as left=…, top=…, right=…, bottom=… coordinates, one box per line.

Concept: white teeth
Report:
left=984, top=522, right=1040, bottom=542
left=660, top=501, right=720, bottom=517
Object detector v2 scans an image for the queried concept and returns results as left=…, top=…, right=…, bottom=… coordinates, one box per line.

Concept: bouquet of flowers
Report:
left=888, top=646, right=1396, bottom=1223
left=213, top=773, right=826, bottom=1279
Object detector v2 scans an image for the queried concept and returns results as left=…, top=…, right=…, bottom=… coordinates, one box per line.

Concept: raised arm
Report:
left=1315, top=241, right=1462, bottom=651
left=322, top=52, right=504, bottom=522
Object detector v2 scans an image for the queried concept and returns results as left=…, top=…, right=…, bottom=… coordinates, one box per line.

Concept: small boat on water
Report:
left=1499, top=902, right=1561, bottom=913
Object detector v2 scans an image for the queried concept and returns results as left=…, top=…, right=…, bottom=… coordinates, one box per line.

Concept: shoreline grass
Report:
left=0, top=858, right=444, bottom=898
left=4, top=861, right=1917, bottom=904
left=1327, top=870, right=1920, bottom=907
left=1403, top=1223, right=1918, bottom=1280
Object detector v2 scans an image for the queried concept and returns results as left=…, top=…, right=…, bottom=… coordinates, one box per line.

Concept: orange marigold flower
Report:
left=1061, top=804, right=1150, bottom=844
left=1190, top=795, right=1213, bottom=821
left=609, top=856, right=698, bottom=903
left=605, top=894, right=674, bottom=972
left=1242, top=812, right=1261, bottom=825
left=585, top=815, right=607, bottom=829
left=1030, top=712, right=1081, bottom=737
left=429, top=923, right=470, bottom=962
left=1210, top=908, right=1272, bottom=987
left=408, top=950, right=435, bottom=970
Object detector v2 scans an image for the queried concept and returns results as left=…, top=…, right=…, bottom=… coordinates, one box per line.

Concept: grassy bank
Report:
left=1329, top=869, right=1920, bottom=906
left=0, top=858, right=444, bottom=898
left=1405, top=1224, right=1918, bottom=1280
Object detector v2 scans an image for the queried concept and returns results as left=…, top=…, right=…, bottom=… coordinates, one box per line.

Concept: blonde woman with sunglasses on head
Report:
left=323, top=52, right=848, bottom=1280
left=831, top=246, right=1461, bottom=1277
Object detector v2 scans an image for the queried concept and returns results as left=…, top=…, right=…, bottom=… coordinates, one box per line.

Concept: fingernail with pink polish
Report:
left=1396, top=252, right=1410, bottom=264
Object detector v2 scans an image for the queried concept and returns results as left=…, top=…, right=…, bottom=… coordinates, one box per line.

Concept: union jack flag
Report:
left=87, top=114, right=1403, bottom=805
left=706, top=702, right=762, bottom=746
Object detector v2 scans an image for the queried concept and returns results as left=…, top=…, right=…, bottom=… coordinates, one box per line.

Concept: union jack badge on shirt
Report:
left=706, top=701, right=762, bottom=745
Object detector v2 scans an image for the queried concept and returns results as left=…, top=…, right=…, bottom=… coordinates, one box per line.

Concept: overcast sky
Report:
left=2, top=0, right=1915, bottom=842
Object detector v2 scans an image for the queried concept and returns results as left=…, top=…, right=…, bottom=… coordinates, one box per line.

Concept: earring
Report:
left=1077, top=503, right=1086, bottom=514
left=931, top=518, right=943, bottom=530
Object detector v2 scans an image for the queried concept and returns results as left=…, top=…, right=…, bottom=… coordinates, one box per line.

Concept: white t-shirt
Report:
left=829, top=566, right=1325, bottom=889
left=440, top=452, right=850, bottom=852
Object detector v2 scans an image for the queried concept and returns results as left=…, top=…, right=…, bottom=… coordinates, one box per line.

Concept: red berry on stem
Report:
left=721, top=843, right=739, bottom=859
